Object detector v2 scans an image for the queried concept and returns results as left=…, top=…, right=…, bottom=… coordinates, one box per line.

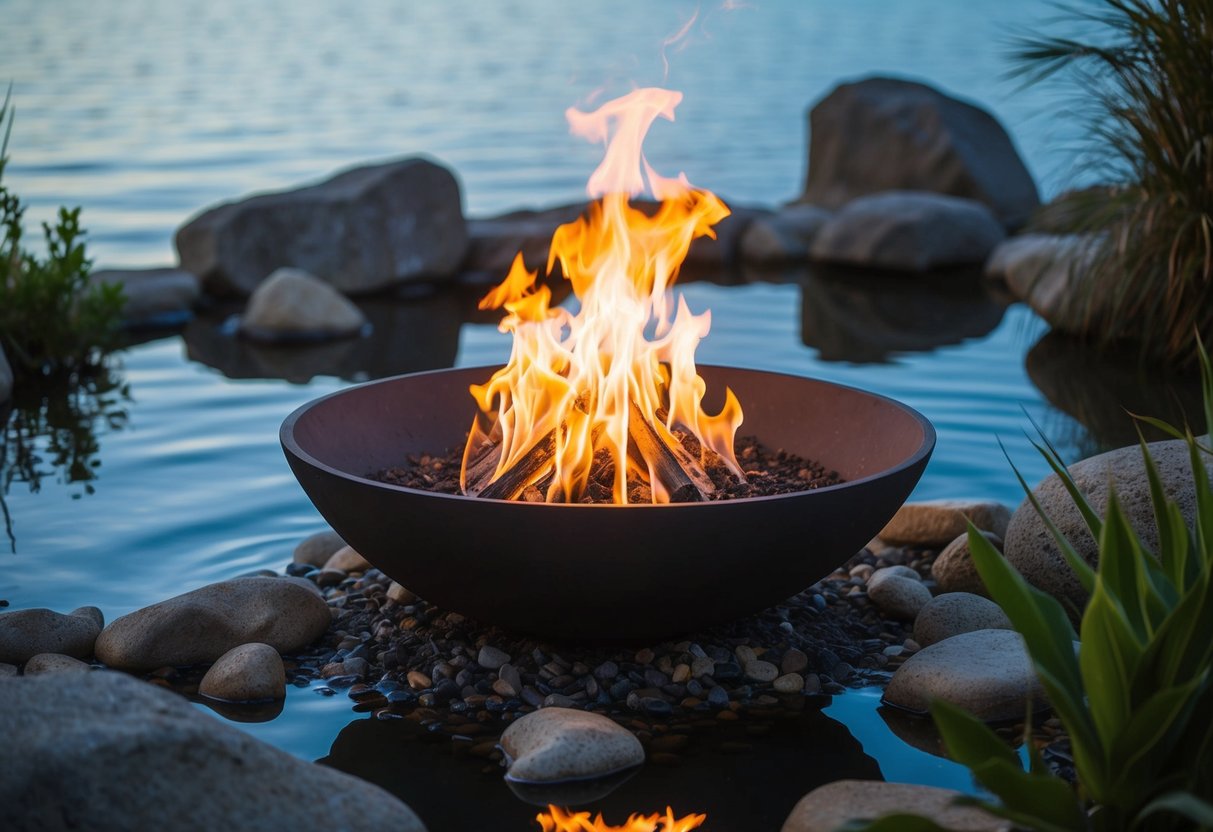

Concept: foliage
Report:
left=0, top=87, right=124, bottom=379
left=1011, top=0, right=1213, bottom=367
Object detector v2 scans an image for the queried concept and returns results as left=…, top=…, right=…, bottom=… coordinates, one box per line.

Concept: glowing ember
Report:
left=461, top=87, right=744, bottom=504
left=536, top=805, right=707, bottom=832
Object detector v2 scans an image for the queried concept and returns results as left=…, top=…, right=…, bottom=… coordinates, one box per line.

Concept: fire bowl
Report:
left=281, top=365, right=935, bottom=642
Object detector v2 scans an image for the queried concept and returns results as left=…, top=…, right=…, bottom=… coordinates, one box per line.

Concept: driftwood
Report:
left=626, top=400, right=711, bottom=503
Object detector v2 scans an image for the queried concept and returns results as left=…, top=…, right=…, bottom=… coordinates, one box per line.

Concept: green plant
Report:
left=0, top=87, right=123, bottom=378
left=1012, top=0, right=1213, bottom=367
left=849, top=344, right=1213, bottom=832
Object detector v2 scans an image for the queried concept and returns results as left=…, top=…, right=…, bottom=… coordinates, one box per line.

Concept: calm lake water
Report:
left=0, top=1, right=1200, bottom=829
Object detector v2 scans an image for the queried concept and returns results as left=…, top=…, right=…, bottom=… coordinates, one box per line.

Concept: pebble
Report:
left=323, top=546, right=372, bottom=574
left=914, top=592, right=1012, bottom=647
left=406, top=670, right=432, bottom=690
left=867, top=573, right=933, bottom=619
left=199, top=643, right=286, bottom=702
left=691, top=656, right=715, bottom=678
left=386, top=582, right=418, bottom=604
left=744, top=660, right=779, bottom=683
left=773, top=673, right=804, bottom=694
left=292, top=530, right=346, bottom=568
left=477, top=645, right=510, bottom=670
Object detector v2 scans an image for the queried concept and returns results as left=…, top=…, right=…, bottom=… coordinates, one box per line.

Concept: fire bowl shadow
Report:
left=281, top=365, right=934, bottom=642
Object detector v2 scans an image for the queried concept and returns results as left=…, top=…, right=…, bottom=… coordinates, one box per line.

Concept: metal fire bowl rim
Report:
left=280, top=363, right=936, bottom=507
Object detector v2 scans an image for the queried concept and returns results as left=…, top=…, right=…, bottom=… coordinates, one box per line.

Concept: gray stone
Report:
left=798, top=77, right=1039, bottom=229
left=744, top=659, right=779, bottom=683
left=89, top=267, right=201, bottom=327
left=782, top=779, right=1009, bottom=832
left=500, top=707, right=644, bottom=783
left=773, top=673, right=804, bottom=694
left=238, top=268, right=367, bottom=342
left=932, top=531, right=1003, bottom=596
left=0, top=663, right=17, bottom=678
left=867, top=572, right=933, bottom=620
left=176, top=157, right=467, bottom=296
left=292, top=529, right=346, bottom=568
left=986, top=233, right=1104, bottom=332
left=323, top=545, right=372, bottom=574
left=0, top=607, right=103, bottom=664
left=914, top=593, right=1012, bottom=647
left=810, top=191, right=1005, bottom=272
left=739, top=204, right=832, bottom=265
left=463, top=202, right=588, bottom=275
left=477, top=645, right=510, bottom=670
left=684, top=203, right=772, bottom=271
left=0, top=343, right=12, bottom=404
left=199, top=643, right=286, bottom=702
left=23, top=653, right=92, bottom=675
left=95, top=577, right=329, bottom=671
left=1004, top=439, right=1213, bottom=612
left=879, top=499, right=1011, bottom=548
left=0, top=672, right=426, bottom=831
left=883, top=629, right=1046, bottom=722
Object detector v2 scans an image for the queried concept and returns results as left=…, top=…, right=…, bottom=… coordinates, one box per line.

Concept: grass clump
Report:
left=1013, top=0, right=1213, bottom=367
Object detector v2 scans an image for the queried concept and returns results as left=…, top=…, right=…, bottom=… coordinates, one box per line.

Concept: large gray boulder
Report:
left=799, top=77, right=1039, bottom=229
left=176, top=157, right=467, bottom=296
left=0, top=671, right=426, bottom=831
left=89, top=267, right=201, bottom=328
left=1004, top=439, right=1212, bottom=612
left=0, top=343, right=12, bottom=403
left=810, top=191, right=1005, bottom=272
left=95, top=577, right=330, bottom=671
left=740, top=204, right=833, bottom=265
left=238, top=268, right=367, bottom=342
left=463, top=202, right=588, bottom=276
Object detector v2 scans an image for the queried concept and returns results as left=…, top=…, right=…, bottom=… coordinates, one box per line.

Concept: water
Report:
left=0, top=1, right=1199, bottom=828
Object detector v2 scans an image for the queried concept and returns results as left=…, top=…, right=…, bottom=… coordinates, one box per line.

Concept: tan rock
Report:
left=386, top=581, right=418, bottom=604
left=23, top=654, right=92, bottom=675
left=199, top=643, right=285, bottom=702
left=867, top=572, right=933, bottom=620
left=292, top=529, right=346, bottom=568
left=501, top=707, right=643, bottom=783
left=0, top=607, right=103, bottom=664
left=781, top=779, right=1008, bottom=831
left=932, top=531, right=1002, bottom=596
left=914, top=593, right=1012, bottom=647
left=239, top=267, right=366, bottom=342
left=879, top=499, right=1011, bottom=548
left=324, top=545, right=372, bottom=574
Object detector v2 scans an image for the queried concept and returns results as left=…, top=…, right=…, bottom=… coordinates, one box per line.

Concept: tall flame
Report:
left=463, top=87, right=743, bottom=504
left=537, top=805, right=707, bottom=832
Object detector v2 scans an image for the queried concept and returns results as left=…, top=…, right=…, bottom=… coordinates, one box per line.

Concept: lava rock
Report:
left=500, top=707, right=644, bottom=783
left=89, top=267, right=201, bottom=328
left=176, top=156, right=467, bottom=296
left=293, top=529, right=346, bottom=568
left=809, top=191, right=1005, bottom=272
left=0, top=606, right=103, bottom=664
left=867, top=571, right=932, bottom=620
left=739, top=204, right=833, bottom=265
left=798, top=77, right=1039, bottom=229
left=23, top=653, right=92, bottom=675
left=238, top=268, right=367, bottom=342
left=781, top=779, right=1009, bottom=831
left=932, top=531, right=1002, bottom=596
left=883, top=629, right=1045, bottom=722
left=914, top=593, right=1012, bottom=647
left=879, top=499, right=1011, bottom=548
left=199, top=643, right=286, bottom=702
left=95, top=577, right=329, bottom=671
left=323, top=545, right=373, bottom=574
left=1004, top=439, right=1213, bottom=612
left=0, top=671, right=427, bottom=831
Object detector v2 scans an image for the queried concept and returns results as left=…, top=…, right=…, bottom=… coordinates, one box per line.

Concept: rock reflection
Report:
left=195, top=695, right=285, bottom=723
left=795, top=265, right=1008, bottom=363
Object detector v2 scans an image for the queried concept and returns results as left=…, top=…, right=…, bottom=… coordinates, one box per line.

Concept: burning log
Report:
left=471, top=430, right=557, bottom=502
left=627, top=400, right=713, bottom=503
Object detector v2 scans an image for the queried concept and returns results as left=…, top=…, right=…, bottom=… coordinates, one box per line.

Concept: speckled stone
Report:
left=23, top=653, right=92, bottom=675
left=744, top=660, right=779, bottom=683
left=781, top=779, right=1009, bottom=831
left=323, top=545, right=372, bottom=574
left=914, top=593, right=1012, bottom=647
left=199, top=643, right=286, bottom=702
left=0, top=607, right=103, bottom=664
left=292, top=530, right=346, bottom=568
left=500, top=707, right=644, bottom=783
left=867, top=573, right=932, bottom=620
left=879, top=499, right=1011, bottom=548
left=883, top=629, right=1045, bottom=722
left=932, top=531, right=1002, bottom=596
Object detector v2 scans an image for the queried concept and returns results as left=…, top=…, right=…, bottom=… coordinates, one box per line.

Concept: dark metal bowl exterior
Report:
left=281, top=366, right=935, bottom=641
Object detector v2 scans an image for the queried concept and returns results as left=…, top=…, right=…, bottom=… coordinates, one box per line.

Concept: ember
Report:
left=461, top=88, right=745, bottom=505
left=537, top=805, right=707, bottom=832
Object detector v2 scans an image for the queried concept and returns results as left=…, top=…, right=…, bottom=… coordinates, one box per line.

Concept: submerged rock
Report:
left=782, top=779, right=1008, bottom=831
left=89, top=267, right=201, bottom=328
left=798, top=77, right=1039, bottom=229
left=0, top=671, right=427, bottom=831
left=95, top=577, right=329, bottom=671
left=0, top=606, right=103, bottom=664
left=239, top=268, right=367, bottom=342
left=292, top=529, right=347, bottom=568
left=879, top=499, right=1010, bottom=548
left=501, top=707, right=644, bottom=784
left=176, top=157, right=467, bottom=296
left=199, top=643, right=286, bottom=702
left=913, top=593, right=1012, bottom=647
left=809, top=191, right=1005, bottom=272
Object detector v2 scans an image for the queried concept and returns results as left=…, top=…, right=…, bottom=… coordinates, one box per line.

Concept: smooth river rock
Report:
left=199, top=643, right=286, bottom=702
left=500, top=707, right=644, bottom=784
left=0, top=606, right=103, bottom=664
left=914, top=593, right=1012, bottom=647
left=879, top=499, right=1011, bottom=548
left=239, top=268, right=367, bottom=342
left=798, top=77, right=1039, bottom=229
left=739, top=203, right=832, bottom=265
left=782, top=779, right=1008, bottom=832
left=985, top=233, right=1104, bottom=333
left=324, top=545, right=373, bottom=574
left=0, top=671, right=427, bottom=831
left=932, top=531, right=1003, bottom=596
left=23, top=653, right=92, bottom=675
left=883, top=629, right=1046, bottom=722
left=95, top=577, right=329, bottom=671
left=89, top=267, right=201, bottom=328
left=176, top=156, right=467, bottom=296
left=1004, top=438, right=1212, bottom=612
left=867, top=570, right=933, bottom=620
left=292, top=529, right=347, bottom=568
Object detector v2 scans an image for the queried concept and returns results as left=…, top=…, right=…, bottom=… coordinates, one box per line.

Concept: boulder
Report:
left=323, top=545, right=372, bottom=574
left=238, top=268, right=367, bottom=342
left=782, top=779, right=1008, bottom=832
left=23, top=653, right=92, bottom=675
left=985, top=233, right=1104, bottom=331
left=799, top=77, right=1039, bottom=229
left=500, top=707, right=644, bottom=783
left=683, top=203, right=773, bottom=272
left=883, top=629, right=1046, bottom=722
left=914, top=593, right=1012, bottom=647
left=95, top=577, right=329, bottom=671
left=931, top=531, right=1003, bottom=596
left=199, top=643, right=285, bottom=702
left=463, top=202, right=588, bottom=276
left=176, top=157, right=467, bottom=296
left=867, top=569, right=933, bottom=620
left=0, top=606, right=103, bottom=664
left=292, top=529, right=347, bottom=568
left=879, top=499, right=1011, bottom=548
left=809, top=191, right=1005, bottom=272
left=739, top=204, right=832, bottom=265
left=89, top=267, right=201, bottom=328
left=0, top=343, right=12, bottom=403
left=1004, top=439, right=1212, bottom=611
left=0, top=671, right=426, bottom=831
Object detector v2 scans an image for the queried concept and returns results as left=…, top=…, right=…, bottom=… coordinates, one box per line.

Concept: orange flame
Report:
left=464, top=87, right=743, bottom=504
left=537, top=805, right=707, bottom=832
